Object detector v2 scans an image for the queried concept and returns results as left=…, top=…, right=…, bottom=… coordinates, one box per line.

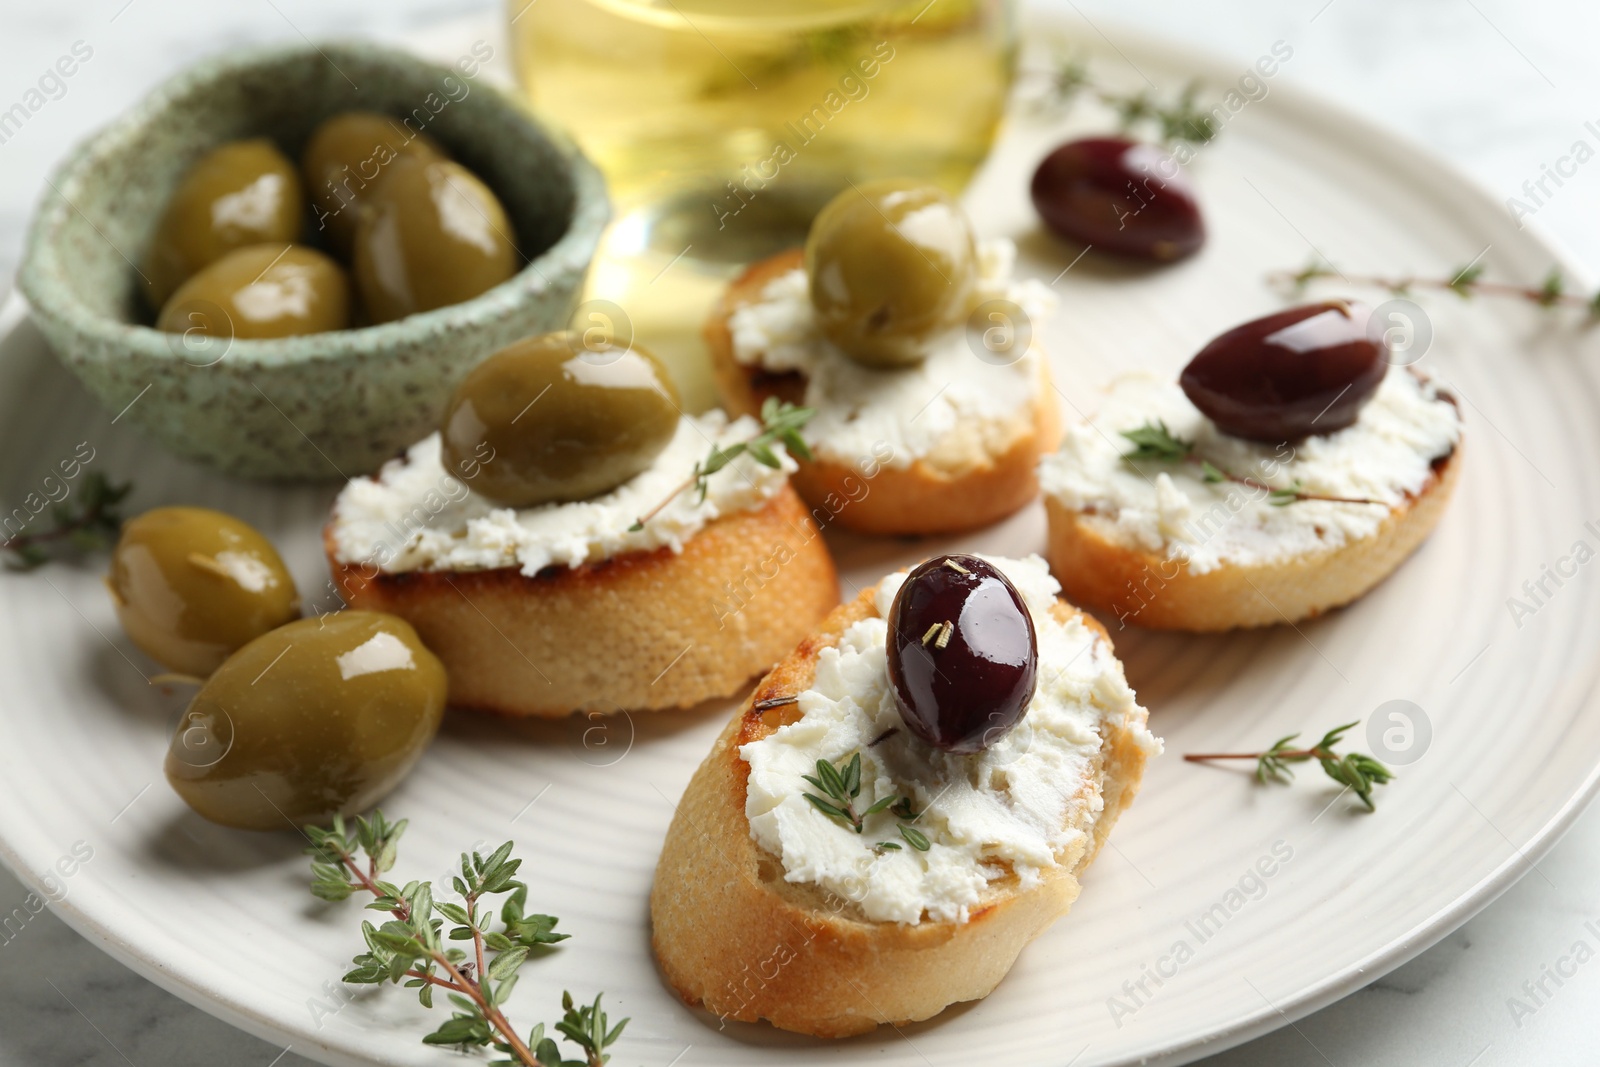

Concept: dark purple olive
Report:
left=1180, top=300, right=1388, bottom=443
left=886, top=555, right=1038, bottom=755
left=1030, top=137, right=1205, bottom=262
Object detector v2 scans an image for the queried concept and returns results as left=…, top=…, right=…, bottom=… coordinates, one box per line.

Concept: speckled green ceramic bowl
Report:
left=18, top=43, right=607, bottom=481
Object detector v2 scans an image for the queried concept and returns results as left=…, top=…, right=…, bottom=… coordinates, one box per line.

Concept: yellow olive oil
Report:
left=509, top=0, right=1016, bottom=406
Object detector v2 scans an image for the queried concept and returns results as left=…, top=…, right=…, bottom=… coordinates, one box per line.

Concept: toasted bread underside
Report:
left=325, top=487, right=840, bottom=717
left=705, top=250, right=1063, bottom=536
left=649, top=582, right=1154, bottom=1037
left=1045, top=444, right=1463, bottom=632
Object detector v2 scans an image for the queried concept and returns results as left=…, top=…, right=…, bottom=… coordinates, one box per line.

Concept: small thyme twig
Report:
left=1121, top=422, right=1384, bottom=507
left=305, top=812, right=624, bottom=1067
left=630, top=397, right=814, bottom=532
left=802, top=753, right=929, bottom=851
left=802, top=753, right=892, bottom=834
left=1185, top=722, right=1394, bottom=811
left=2, top=473, right=131, bottom=571
left=1021, top=52, right=1219, bottom=146
left=1269, top=257, right=1600, bottom=313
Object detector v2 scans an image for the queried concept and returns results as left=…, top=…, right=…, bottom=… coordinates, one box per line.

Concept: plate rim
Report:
left=1017, top=13, right=1600, bottom=1063
left=2, top=11, right=1598, bottom=1067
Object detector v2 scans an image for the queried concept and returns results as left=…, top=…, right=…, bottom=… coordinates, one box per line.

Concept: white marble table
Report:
left=2, top=1, right=1598, bottom=1064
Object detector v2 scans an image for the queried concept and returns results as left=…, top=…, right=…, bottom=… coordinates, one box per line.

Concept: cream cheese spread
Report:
left=1038, top=370, right=1462, bottom=575
left=329, top=412, right=792, bottom=577
left=727, top=239, right=1057, bottom=470
left=740, top=554, right=1160, bottom=925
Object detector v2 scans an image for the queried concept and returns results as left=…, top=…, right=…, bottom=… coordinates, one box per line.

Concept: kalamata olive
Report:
left=441, top=331, right=682, bottom=508
left=886, top=555, right=1038, bottom=755
left=156, top=243, right=351, bottom=339
left=1180, top=300, right=1387, bottom=442
left=301, top=111, right=445, bottom=255
left=143, top=138, right=305, bottom=308
left=351, top=155, right=517, bottom=323
left=108, top=506, right=301, bottom=676
left=164, top=611, right=446, bottom=831
left=1030, top=137, right=1204, bottom=262
left=805, top=179, right=976, bottom=368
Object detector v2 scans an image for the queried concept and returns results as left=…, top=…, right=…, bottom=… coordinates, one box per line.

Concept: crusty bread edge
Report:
left=705, top=250, right=1063, bottom=536
left=1044, top=442, right=1463, bottom=631
left=649, top=578, right=1154, bottom=1037
left=325, top=486, right=840, bottom=716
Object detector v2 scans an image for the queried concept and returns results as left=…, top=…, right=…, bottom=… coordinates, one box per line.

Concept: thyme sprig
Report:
left=630, top=397, right=814, bottom=532
left=1184, top=722, right=1395, bottom=811
left=802, top=753, right=930, bottom=852
left=306, top=812, right=626, bottom=1067
left=1120, top=421, right=1384, bottom=507
left=1022, top=52, right=1219, bottom=146
left=2, top=473, right=131, bottom=570
left=1270, top=256, right=1600, bottom=313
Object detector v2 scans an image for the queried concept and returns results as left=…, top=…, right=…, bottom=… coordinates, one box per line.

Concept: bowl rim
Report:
left=16, top=40, right=609, bottom=369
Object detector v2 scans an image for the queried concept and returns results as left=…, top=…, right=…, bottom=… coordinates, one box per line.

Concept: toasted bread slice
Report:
left=705, top=250, right=1062, bottom=536
left=325, top=486, right=839, bottom=716
left=1045, top=439, right=1462, bottom=632
left=650, top=576, right=1155, bottom=1037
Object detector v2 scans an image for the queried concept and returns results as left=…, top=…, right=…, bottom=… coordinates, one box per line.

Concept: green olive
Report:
left=108, top=507, right=300, bottom=677
left=352, top=156, right=517, bottom=323
left=804, top=179, right=977, bottom=368
left=144, top=138, right=305, bottom=308
left=301, top=111, right=445, bottom=256
left=163, top=612, right=446, bottom=831
left=441, top=332, right=681, bottom=508
left=156, top=243, right=351, bottom=339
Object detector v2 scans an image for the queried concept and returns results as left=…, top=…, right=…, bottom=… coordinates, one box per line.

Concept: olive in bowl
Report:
left=108, top=506, right=301, bottom=676
left=301, top=110, right=446, bottom=255
left=164, top=611, right=446, bottom=830
left=157, top=243, right=352, bottom=340
left=353, top=155, right=518, bottom=324
left=18, top=43, right=608, bottom=481
left=142, top=138, right=305, bottom=308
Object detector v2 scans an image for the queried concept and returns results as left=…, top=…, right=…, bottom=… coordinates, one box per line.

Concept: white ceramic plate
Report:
left=4, top=12, right=1599, bottom=1067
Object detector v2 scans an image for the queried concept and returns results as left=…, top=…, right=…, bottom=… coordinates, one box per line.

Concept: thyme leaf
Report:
left=2, top=473, right=131, bottom=571
left=1024, top=52, right=1219, bottom=147
left=803, top=753, right=931, bottom=848
left=305, top=811, right=621, bottom=1067
left=630, top=397, right=814, bottom=531
left=1271, top=255, right=1600, bottom=313
left=1184, top=721, right=1395, bottom=811
left=1119, top=421, right=1384, bottom=507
